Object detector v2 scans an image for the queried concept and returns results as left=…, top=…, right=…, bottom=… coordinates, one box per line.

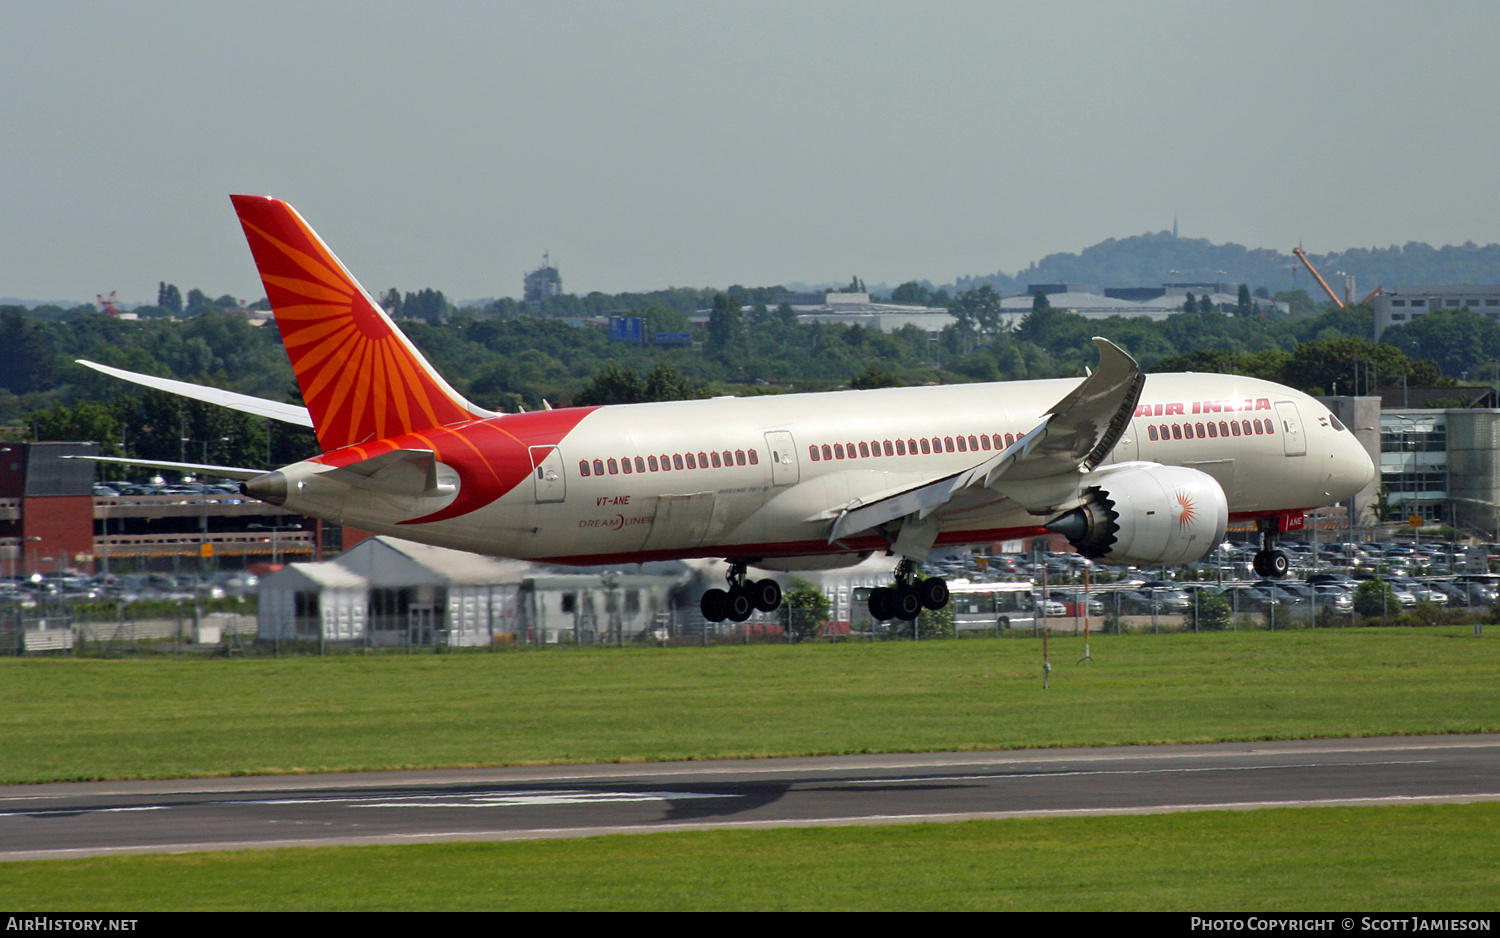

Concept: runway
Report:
left=3, top=735, right=1497, bottom=861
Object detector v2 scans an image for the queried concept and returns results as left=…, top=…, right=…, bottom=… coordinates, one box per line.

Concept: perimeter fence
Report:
left=1, top=588, right=1490, bottom=657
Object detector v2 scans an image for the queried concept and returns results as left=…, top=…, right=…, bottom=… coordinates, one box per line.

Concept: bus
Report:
left=853, top=580, right=1047, bottom=633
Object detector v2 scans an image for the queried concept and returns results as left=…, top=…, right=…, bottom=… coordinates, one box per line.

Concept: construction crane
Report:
left=1292, top=248, right=1383, bottom=307
left=95, top=291, right=119, bottom=317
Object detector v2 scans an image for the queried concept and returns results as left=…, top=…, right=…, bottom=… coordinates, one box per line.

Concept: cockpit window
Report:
left=1329, top=414, right=1346, bottom=432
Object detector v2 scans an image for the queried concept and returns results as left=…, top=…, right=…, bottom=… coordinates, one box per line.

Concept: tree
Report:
left=1354, top=579, right=1397, bottom=619
left=1381, top=308, right=1500, bottom=378
left=379, top=289, right=402, bottom=317
left=1031, top=290, right=1052, bottom=313
left=157, top=283, right=183, bottom=316
left=0, top=308, right=57, bottom=394
left=1236, top=284, right=1254, bottom=318
left=891, top=281, right=932, bottom=306
left=705, top=292, right=746, bottom=361
left=849, top=364, right=903, bottom=389
left=642, top=364, right=701, bottom=402
left=574, top=363, right=645, bottom=405
left=783, top=581, right=829, bottom=641
left=947, top=286, right=1004, bottom=352
left=1189, top=590, right=1232, bottom=631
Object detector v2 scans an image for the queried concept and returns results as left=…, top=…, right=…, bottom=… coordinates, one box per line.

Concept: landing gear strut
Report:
left=1252, top=519, right=1289, bottom=578
left=867, top=558, right=950, bottom=622
left=700, top=561, right=783, bottom=623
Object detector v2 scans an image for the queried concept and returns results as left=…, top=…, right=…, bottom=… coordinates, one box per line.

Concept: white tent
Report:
left=258, top=562, right=368, bottom=642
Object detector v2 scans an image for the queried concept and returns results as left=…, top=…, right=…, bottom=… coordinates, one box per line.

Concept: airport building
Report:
left=0, top=441, right=322, bottom=576
left=1372, top=285, right=1500, bottom=339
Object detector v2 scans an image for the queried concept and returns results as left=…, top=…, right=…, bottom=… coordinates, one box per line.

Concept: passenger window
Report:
left=1172, top=425, right=1182, bottom=440
left=607, top=458, right=618, bottom=474
left=834, top=444, right=845, bottom=459
left=747, top=450, right=758, bottom=464
left=649, top=455, right=659, bottom=471
left=968, top=435, right=979, bottom=450
left=956, top=437, right=967, bottom=452
left=698, top=451, right=709, bottom=466
left=711, top=452, right=722, bottom=467
left=944, top=437, right=954, bottom=452
left=723, top=450, right=732, bottom=466
left=636, top=457, right=646, bottom=472
left=673, top=454, right=684, bottom=469
left=686, top=453, right=697, bottom=469
left=980, top=435, right=991, bottom=450
left=823, top=444, right=833, bottom=460
left=810, top=445, right=820, bottom=461
left=621, top=458, right=632, bottom=474
left=859, top=442, right=870, bottom=457
left=594, top=459, right=605, bottom=475
left=896, top=440, right=906, bottom=455
left=920, top=439, right=931, bottom=454
left=884, top=441, right=894, bottom=456
left=579, top=460, right=590, bottom=477
left=1148, top=425, right=1158, bottom=440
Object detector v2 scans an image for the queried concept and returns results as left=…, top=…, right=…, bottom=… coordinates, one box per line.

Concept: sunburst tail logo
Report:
left=231, top=195, right=484, bottom=453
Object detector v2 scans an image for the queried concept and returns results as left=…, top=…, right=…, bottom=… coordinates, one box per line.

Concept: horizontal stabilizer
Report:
left=61, top=455, right=267, bottom=482
left=318, top=449, right=453, bottom=497
left=76, top=360, right=313, bottom=428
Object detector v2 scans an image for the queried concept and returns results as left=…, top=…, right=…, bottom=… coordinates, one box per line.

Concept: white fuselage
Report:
left=274, top=372, right=1374, bottom=567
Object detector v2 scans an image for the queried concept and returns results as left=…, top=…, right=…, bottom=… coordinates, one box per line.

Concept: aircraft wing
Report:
left=76, top=360, right=314, bottom=428
left=827, top=337, right=1144, bottom=548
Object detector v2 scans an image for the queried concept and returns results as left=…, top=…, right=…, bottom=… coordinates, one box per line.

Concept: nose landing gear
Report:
left=700, top=561, right=783, bottom=623
left=1252, top=519, right=1290, bottom=578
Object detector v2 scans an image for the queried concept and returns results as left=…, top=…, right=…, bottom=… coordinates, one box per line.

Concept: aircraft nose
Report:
left=1329, top=432, right=1375, bottom=499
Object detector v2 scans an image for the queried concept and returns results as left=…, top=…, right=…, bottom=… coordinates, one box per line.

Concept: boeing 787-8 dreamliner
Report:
left=81, top=196, right=1375, bottom=623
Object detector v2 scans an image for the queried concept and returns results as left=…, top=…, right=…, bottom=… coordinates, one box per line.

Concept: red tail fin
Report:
left=231, top=195, right=493, bottom=452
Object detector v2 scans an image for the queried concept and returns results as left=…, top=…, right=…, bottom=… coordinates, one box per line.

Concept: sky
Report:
left=5, top=0, right=1500, bottom=306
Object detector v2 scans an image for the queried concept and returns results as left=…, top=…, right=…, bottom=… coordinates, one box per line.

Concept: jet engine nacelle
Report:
left=1046, top=465, right=1229, bottom=567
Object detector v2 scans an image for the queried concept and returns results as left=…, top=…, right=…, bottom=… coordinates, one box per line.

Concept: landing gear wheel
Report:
left=868, top=587, right=896, bottom=622
left=701, top=588, right=729, bottom=622
left=726, top=585, right=755, bottom=623
left=919, top=576, right=950, bottom=610
left=894, top=585, right=924, bottom=621
left=1253, top=549, right=1289, bottom=578
left=750, top=578, right=782, bottom=613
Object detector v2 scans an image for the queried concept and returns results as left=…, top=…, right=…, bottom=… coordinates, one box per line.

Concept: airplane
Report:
left=79, top=195, right=1376, bottom=624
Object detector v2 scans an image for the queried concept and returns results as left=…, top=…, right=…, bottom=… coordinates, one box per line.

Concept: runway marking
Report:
left=237, top=789, right=738, bottom=809
left=0, top=805, right=168, bottom=818
left=840, top=759, right=1436, bottom=784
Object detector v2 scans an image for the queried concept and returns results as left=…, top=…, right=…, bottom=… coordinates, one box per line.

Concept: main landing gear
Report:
left=1252, top=519, right=1289, bottom=578
left=867, top=558, right=950, bottom=621
left=700, top=561, right=783, bottom=623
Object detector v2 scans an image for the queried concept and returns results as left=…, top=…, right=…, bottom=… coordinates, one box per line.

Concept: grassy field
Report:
left=4, top=804, right=1497, bottom=911
left=0, top=627, right=1495, bottom=783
